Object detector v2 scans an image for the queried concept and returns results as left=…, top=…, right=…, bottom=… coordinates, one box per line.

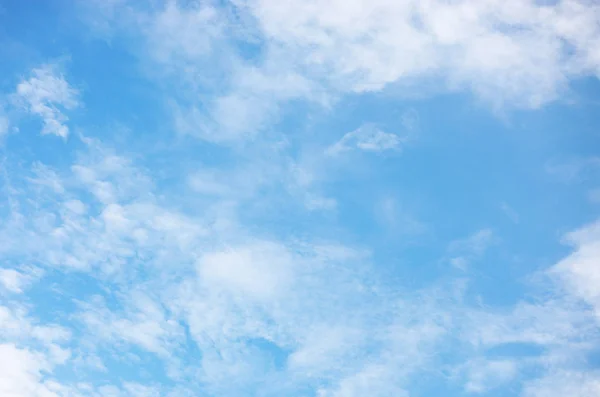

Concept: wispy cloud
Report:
left=12, top=64, right=79, bottom=138
left=2, top=141, right=600, bottom=394
left=462, top=358, right=518, bottom=394
left=80, top=0, right=600, bottom=147
left=1, top=1, right=600, bottom=396
left=326, top=124, right=404, bottom=156
left=545, top=157, right=600, bottom=183
left=447, top=228, right=495, bottom=270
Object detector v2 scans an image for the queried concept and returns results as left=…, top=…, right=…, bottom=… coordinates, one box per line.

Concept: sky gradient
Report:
left=1, top=0, right=600, bottom=396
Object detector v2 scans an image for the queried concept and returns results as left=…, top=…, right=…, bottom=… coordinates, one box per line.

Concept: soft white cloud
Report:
left=28, top=163, right=65, bottom=194
left=463, top=359, right=518, bottom=393
left=288, top=325, right=364, bottom=374
left=170, top=233, right=457, bottom=395
left=76, top=0, right=129, bottom=39
left=522, top=371, right=600, bottom=397
left=13, top=65, right=79, bottom=138
left=122, top=383, right=162, bottom=397
left=146, top=1, right=223, bottom=66
left=198, top=241, right=294, bottom=300
left=77, top=0, right=600, bottom=159
left=0, top=305, right=71, bottom=346
left=0, top=269, right=26, bottom=293
left=550, top=219, right=600, bottom=321
left=173, top=64, right=318, bottom=142
left=303, top=193, right=337, bottom=211
left=245, top=0, right=600, bottom=108
left=448, top=228, right=494, bottom=270
left=2, top=134, right=600, bottom=396
left=464, top=297, right=595, bottom=349
left=374, top=196, right=427, bottom=235
left=546, top=157, right=600, bottom=183
left=0, top=302, right=73, bottom=397
left=327, top=124, right=403, bottom=155
left=0, top=268, right=39, bottom=294
left=0, top=343, right=54, bottom=397
left=187, top=169, right=233, bottom=196
left=78, top=292, right=183, bottom=358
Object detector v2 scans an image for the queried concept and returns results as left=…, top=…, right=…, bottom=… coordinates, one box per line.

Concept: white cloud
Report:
left=374, top=196, right=427, bottom=235
left=447, top=228, right=494, bottom=270
left=463, top=359, right=518, bottom=393
left=187, top=169, right=232, bottom=196
left=522, top=371, right=600, bottom=397
left=78, top=292, right=183, bottom=358
left=77, top=0, right=600, bottom=158
left=198, top=241, right=294, bottom=301
left=546, top=157, right=600, bottom=183
left=317, top=364, right=410, bottom=397
left=28, top=163, right=65, bottom=194
left=0, top=303, right=73, bottom=397
left=171, top=235, right=455, bottom=395
left=550, top=219, right=600, bottom=321
left=0, top=268, right=36, bottom=294
left=327, top=124, right=403, bottom=155
left=186, top=150, right=338, bottom=213
left=173, top=64, right=318, bottom=142
left=0, top=141, right=209, bottom=276
left=245, top=0, right=600, bottom=108
left=0, top=304, right=71, bottom=346
left=288, top=325, right=364, bottom=374
left=303, top=193, right=337, bottom=211
left=13, top=65, right=79, bottom=138
left=76, top=0, right=129, bottom=39
left=0, top=343, right=53, bottom=397
left=2, top=135, right=600, bottom=396
left=146, top=1, right=223, bottom=66
left=464, top=298, right=595, bottom=349
left=123, top=383, right=162, bottom=397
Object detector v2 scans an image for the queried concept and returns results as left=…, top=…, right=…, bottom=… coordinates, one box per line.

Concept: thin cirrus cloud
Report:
left=0, top=1, right=599, bottom=397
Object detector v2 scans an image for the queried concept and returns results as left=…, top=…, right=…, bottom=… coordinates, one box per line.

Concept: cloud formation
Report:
left=0, top=1, right=599, bottom=397
left=13, top=65, right=79, bottom=138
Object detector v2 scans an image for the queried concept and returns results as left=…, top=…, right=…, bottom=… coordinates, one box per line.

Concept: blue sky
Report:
left=1, top=0, right=600, bottom=396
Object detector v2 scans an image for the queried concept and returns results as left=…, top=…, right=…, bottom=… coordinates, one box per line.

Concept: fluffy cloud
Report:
left=0, top=344, right=55, bottom=397
left=244, top=0, right=600, bottom=108
left=79, top=0, right=600, bottom=146
left=1, top=1, right=599, bottom=396
left=0, top=302, right=73, bottom=397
